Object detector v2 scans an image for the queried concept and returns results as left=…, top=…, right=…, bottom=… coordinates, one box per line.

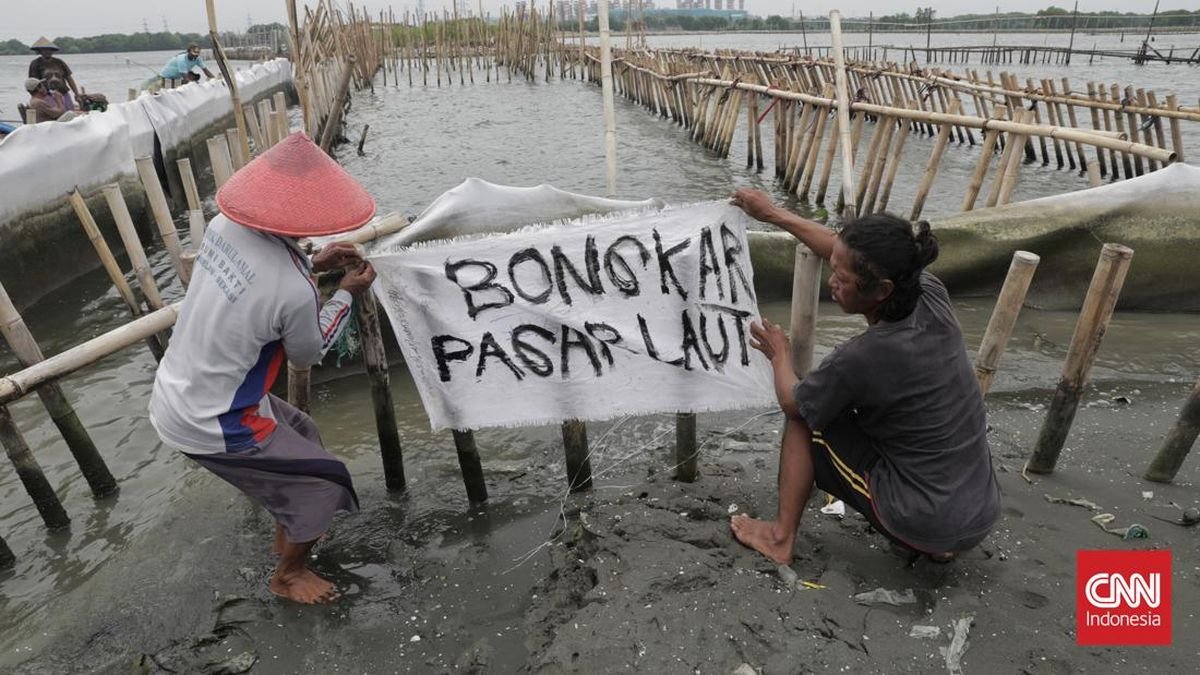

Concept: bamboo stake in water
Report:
left=974, top=251, right=1040, bottom=395
left=1027, top=243, right=1134, bottom=474
left=206, top=135, right=235, bottom=189
left=675, top=412, right=698, bottom=483
left=101, top=184, right=166, bottom=315
left=356, top=291, right=406, bottom=491
left=68, top=190, right=141, bottom=317
left=909, top=99, right=960, bottom=220
left=789, top=244, right=822, bottom=377
left=225, top=128, right=247, bottom=170
left=962, top=105, right=1008, bottom=212
left=828, top=10, right=857, bottom=220
left=1144, top=377, right=1200, bottom=483
left=134, top=157, right=188, bottom=284
left=206, top=0, right=253, bottom=163
left=0, top=281, right=118, bottom=499
left=0, top=405, right=70, bottom=530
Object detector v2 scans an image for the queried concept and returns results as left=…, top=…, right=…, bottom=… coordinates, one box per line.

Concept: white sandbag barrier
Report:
left=371, top=201, right=776, bottom=431
left=0, top=59, right=293, bottom=233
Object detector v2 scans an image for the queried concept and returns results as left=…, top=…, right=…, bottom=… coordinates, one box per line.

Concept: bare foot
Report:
left=730, top=514, right=794, bottom=564
left=269, top=567, right=341, bottom=604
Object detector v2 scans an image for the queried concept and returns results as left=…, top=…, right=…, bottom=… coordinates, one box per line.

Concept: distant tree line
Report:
left=0, top=23, right=287, bottom=56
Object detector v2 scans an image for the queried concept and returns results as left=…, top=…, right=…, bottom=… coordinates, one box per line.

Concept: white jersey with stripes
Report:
left=149, top=213, right=353, bottom=454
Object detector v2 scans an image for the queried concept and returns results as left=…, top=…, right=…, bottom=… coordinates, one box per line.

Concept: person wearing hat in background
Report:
left=148, top=132, right=377, bottom=605
left=24, top=77, right=79, bottom=122
left=28, top=36, right=82, bottom=107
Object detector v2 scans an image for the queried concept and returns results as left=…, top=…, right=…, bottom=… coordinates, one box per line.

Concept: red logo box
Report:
left=1076, top=550, right=1171, bottom=645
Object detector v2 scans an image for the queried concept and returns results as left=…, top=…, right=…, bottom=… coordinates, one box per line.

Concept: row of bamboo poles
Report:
left=569, top=47, right=1187, bottom=220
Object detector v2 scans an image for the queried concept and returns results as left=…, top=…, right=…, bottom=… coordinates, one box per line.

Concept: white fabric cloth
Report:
left=371, top=201, right=775, bottom=431
left=149, top=213, right=353, bottom=454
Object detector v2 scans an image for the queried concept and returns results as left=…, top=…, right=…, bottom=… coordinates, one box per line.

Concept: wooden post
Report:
left=828, top=11, right=857, bottom=220
left=319, top=56, right=357, bottom=154
left=561, top=419, right=592, bottom=492
left=1165, top=94, right=1185, bottom=162
left=0, top=404, right=71, bottom=530
left=225, top=128, right=246, bottom=170
left=176, top=158, right=203, bottom=212
left=876, top=103, right=913, bottom=212
left=134, top=157, right=189, bottom=285
left=287, top=363, right=310, bottom=414
left=1144, top=378, right=1200, bottom=483
left=206, top=0, right=253, bottom=163
left=909, top=99, right=959, bottom=221
left=0, top=281, right=118, bottom=499
left=962, top=105, right=1008, bottom=212
left=101, top=185, right=166, bottom=314
left=1027, top=244, right=1134, bottom=474
left=205, top=135, right=235, bottom=189
left=789, top=244, right=822, bottom=377
left=996, top=110, right=1032, bottom=206
left=356, top=292, right=406, bottom=491
left=675, top=412, right=698, bottom=483
left=68, top=191, right=141, bottom=316
left=974, top=251, right=1040, bottom=395
left=452, top=429, right=488, bottom=501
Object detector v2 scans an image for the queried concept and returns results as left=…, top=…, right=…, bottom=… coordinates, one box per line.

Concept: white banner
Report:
left=370, top=201, right=775, bottom=431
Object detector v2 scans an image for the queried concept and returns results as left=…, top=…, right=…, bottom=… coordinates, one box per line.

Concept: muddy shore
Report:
left=5, top=379, right=1196, bottom=674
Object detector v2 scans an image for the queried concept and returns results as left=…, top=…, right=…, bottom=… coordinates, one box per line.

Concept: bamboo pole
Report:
left=861, top=116, right=897, bottom=215
left=134, top=157, right=188, bottom=285
left=356, top=291, right=406, bottom=491
left=1165, top=94, right=1185, bottom=163
left=996, top=110, right=1033, bottom=206
left=828, top=11, right=856, bottom=221
left=287, top=363, right=311, bottom=414
left=0, top=281, right=118, bottom=499
left=176, top=158, right=202, bottom=212
left=910, top=99, right=960, bottom=220
left=0, top=304, right=181, bottom=406
left=1086, top=82, right=1110, bottom=178
left=797, top=85, right=834, bottom=200
left=1144, top=378, right=1200, bottom=483
left=101, top=184, right=166, bottom=314
left=852, top=115, right=888, bottom=214
left=0, top=405, right=70, bottom=530
left=205, top=0, right=253, bottom=164
left=675, top=412, right=698, bottom=483
left=225, top=128, right=247, bottom=170
left=319, top=55, right=357, bottom=154
left=974, top=251, right=1040, bottom=395
left=814, top=114, right=840, bottom=205
left=789, top=244, right=822, bottom=377
left=205, top=136, right=235, bottom=189
left=962, top=105, right=1008, bottom=212
left=68, top=190, right=141, bottom=317
left=561, top=418, right=593, bottom=492
left=1027, top=243, right=1134, bottom=474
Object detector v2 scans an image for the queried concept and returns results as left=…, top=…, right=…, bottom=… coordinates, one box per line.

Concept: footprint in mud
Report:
left=1003, top=506, right=1025, bottom=519
left=1019, top=590, right=1050, bottom=610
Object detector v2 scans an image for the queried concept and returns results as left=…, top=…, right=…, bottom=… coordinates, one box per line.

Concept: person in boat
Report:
left=27, top=37, right=83, bottom=106
left=148, top=132, right=377, bottom=605
left=24, top=78, right=80, bottom=122
left=159, top=44, right=215, bottom=85
left=728, top=189, right=1000, bottom=566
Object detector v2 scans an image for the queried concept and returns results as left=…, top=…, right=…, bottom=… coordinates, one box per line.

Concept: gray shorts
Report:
left=187, top=395, right=359, bottom=543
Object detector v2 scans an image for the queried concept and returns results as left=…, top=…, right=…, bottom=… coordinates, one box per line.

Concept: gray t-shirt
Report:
left=795, top=272, right=999, bottom=551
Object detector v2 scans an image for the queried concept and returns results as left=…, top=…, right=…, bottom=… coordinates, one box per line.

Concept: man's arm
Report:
left=731, top=188, right=836, bottom=261
left=202, top=67, right=215, bottom=79
left=30, top=97, right=64, bottom=121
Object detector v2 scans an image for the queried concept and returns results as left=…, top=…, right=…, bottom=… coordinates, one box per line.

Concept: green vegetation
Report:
left=0, top=23, right=287, bottom=56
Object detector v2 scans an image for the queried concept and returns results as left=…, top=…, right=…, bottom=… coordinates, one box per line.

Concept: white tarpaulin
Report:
left=371, top=201, right=776, bottom=431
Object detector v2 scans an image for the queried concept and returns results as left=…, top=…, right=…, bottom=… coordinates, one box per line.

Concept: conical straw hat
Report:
left=217, top=132, right=376, bottom=237
left=30, top=36, right=59, bottom=51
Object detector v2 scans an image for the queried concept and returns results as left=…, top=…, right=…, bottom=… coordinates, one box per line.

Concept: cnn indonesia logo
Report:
left=1076, top=550, right=1171, bottom=646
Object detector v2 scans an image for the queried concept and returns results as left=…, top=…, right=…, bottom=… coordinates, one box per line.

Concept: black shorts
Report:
left=810, top=417, right=924, bottom=553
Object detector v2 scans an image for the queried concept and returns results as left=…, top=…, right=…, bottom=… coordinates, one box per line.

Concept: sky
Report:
left=1, top=1, right=1175, bottom=42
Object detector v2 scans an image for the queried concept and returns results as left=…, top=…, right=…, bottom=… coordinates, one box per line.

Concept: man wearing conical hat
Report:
left=28, top=36, right=82, bottom=104
left=149, top=132, right=377, bottom=605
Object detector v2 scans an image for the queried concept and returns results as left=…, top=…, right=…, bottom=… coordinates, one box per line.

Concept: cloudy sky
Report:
left=2, top=1, right=1171, bottom=42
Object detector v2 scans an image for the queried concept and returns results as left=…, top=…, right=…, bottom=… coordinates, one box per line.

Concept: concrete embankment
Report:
left=0, top=59, right=294, bottom=309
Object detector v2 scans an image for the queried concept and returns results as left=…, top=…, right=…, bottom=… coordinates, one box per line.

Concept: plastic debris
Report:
left=206, top=651, right=258, bottom=675
left=909, top=625, right=941, bottom=639
left=1044, top=494, right=1100, bottom=511
left=853, top=587, right=917, bottom=606
left=732, top=664, right=758, bottom=675
left=727, top=503, right=739, bottom=515
left=1092, top=513, right=1150, bottom=540
left=1141, top=491, right=1154, bottom=501
left=820, top=499, right=846, bottom=517
left=776, top=565, right=824, bottom=591
left=939, top=616, right=974, bottom=675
